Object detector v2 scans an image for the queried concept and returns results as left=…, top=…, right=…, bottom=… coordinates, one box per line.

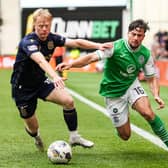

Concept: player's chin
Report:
left=40, top=33, right=49, bottom=40
left=40, top=35, right=48, bottom=41
left=130, top=43, right=140, bottom=49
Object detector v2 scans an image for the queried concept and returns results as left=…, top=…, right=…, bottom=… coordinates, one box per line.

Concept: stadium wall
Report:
left=1, top=0, right=168, bottom=86
left=0, top=0, right=20, bottom=55
left=1, top=0, right=168, bottom=54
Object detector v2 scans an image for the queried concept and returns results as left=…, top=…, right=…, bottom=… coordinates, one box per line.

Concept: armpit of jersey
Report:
left=96, top=48, right=114, bottom=60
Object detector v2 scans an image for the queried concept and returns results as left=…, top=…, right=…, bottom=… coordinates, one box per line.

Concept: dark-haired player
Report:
left=57, top=19, right=168, bottom=147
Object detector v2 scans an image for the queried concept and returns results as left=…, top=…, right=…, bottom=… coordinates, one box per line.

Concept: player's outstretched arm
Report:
left=31, top=52, right=65, bottom=89
left=65, top=39, right=112, bottom=51
left=56, top=52, right=99, bottom=71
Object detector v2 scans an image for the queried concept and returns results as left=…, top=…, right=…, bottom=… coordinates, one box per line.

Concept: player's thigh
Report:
left=116, top=118, right=131, bottom=140
left=132, top=96, right=154, bottom=120
left=127, top=79, right=154, bottom=119
left=12, top=85, right=38, bottom=119
left=46, top=88, right=74, bottom=108
left=38, top=78, right=74, bottom=108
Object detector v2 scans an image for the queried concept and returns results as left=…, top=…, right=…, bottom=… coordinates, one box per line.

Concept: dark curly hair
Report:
left=128, top=19, right=150, bottom=33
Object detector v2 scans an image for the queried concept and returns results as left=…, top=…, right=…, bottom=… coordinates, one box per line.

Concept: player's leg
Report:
left=12, top=86, right=44, bottom=151
left=129, top=79, right=168, bottom=147
left=24, top=114, right=44, bottom=152
left=39, top=80, right=94, bottom=148
left=116, top=119, right=131, bottom=140
left=17, top=98, right=44, bottom=152
left=105, top=97, right=131, bottom=140
left=133, top=96, right=168, bottom=147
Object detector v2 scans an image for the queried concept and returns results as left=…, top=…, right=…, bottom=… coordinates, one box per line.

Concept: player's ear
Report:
left=33, top=25, right=35, bottom=31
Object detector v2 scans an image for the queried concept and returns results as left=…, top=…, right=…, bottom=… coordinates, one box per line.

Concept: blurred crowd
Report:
left=151, top=31, right=168, bottom=61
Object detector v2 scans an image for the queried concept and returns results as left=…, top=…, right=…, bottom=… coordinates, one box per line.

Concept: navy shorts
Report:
left=11, top=78, right=55, bottom=119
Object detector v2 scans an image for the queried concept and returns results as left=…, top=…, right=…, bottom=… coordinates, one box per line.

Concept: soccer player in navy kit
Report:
left=10, top=8, right=112, bottom=151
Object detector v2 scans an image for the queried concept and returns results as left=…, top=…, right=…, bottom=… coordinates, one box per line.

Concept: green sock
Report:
left=148, top=115, right=168, bottom=147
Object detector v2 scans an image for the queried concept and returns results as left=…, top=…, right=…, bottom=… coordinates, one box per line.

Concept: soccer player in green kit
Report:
left=57, top=19, right=168, bottom=147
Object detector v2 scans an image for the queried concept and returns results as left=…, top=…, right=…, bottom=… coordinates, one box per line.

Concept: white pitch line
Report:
left=67, top=88, right=168, bottom=151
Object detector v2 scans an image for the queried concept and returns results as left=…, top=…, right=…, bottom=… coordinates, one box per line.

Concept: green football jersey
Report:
left=99, top=38, right=151, bottom=98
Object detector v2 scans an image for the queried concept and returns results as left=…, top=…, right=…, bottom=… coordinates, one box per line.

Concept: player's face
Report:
left=34, top=16, right=51, bottom=41
left=127, top=28, right=145, bottom=50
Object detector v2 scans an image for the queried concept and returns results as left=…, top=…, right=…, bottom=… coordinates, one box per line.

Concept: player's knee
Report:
left=18, top=103, right=36, bottom=119
left=117, top=130, right=131, bottom=141
left=63, top=97, right=74, bottom=109
left=119, top=134, right=131, bottom=141
left=140, top=110, right=155, bottom=121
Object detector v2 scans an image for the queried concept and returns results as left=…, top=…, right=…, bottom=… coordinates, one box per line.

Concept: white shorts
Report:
left=105, top=78, right=147, bottom=127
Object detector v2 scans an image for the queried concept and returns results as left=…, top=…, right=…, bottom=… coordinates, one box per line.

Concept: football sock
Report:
left=70, top=130, right=78, bottom=137
left=148, top=115, right=168, bottom=147
left=63, top=108, right=77, bottom=131
left=25, top=127, right=38, bottom=138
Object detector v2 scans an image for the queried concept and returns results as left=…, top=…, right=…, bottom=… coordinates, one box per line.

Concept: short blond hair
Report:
left=32, top=8, right=52, bottom=24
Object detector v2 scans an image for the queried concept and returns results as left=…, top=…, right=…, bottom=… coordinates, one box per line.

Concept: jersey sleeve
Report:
left=95, top=47, right=114, bottom=60
left=21, top=39, right=39, bottom=57
left=53, top=34, right=66, bottom=46
left=143, top=55, right=156, bottom=77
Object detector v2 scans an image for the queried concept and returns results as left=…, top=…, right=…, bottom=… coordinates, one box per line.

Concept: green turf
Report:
left=0, top=69, right=168, bottom=168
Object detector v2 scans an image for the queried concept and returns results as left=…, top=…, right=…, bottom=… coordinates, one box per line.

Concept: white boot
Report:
left=69, top=131, right=94, bottom=148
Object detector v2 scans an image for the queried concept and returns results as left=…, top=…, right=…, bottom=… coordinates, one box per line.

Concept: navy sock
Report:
left=63, top=108, right=77, bottom=131
left=25, top=127, right=38, bottom=137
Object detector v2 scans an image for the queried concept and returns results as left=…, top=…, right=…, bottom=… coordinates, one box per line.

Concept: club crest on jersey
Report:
left=113, top=108, right=118, bottom=113
left=48, top=41, right=54, bottom=50
left=138, top=55, right=145, bottom=64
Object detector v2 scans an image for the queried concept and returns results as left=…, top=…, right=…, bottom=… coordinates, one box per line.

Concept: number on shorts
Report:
left=133, top=86, right=144, bottom=95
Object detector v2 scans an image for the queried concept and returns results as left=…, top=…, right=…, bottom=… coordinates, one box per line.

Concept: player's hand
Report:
left=98, top=42, right=113, bottom=51
left=53, top=76, right=65, bottom=89
left=56, top=63, right=72, bottom=71
left=154, top=96, right=165, bottom=110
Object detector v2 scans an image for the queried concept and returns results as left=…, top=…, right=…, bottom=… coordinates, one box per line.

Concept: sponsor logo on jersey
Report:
left=119, top=54, right=125, bottom=58
left=120, top=71, right=128, bottom=77
left=27, top=45, right=38, bottom=51
left=48, top=41, right=54, bottom=50
left=127, top=64, right=136, bottom=74
left=30, top=39, right=34, bottom=43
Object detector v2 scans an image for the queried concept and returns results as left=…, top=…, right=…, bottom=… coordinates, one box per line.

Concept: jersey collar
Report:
left=124, top=39, right=141, bottom=53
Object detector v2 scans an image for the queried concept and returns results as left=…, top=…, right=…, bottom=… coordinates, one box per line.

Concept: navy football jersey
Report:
left=11, top=32, right=66, bottom=88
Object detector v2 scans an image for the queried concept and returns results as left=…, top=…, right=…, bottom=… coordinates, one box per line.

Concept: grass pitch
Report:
left=0, top=69, right=168, bottom=168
